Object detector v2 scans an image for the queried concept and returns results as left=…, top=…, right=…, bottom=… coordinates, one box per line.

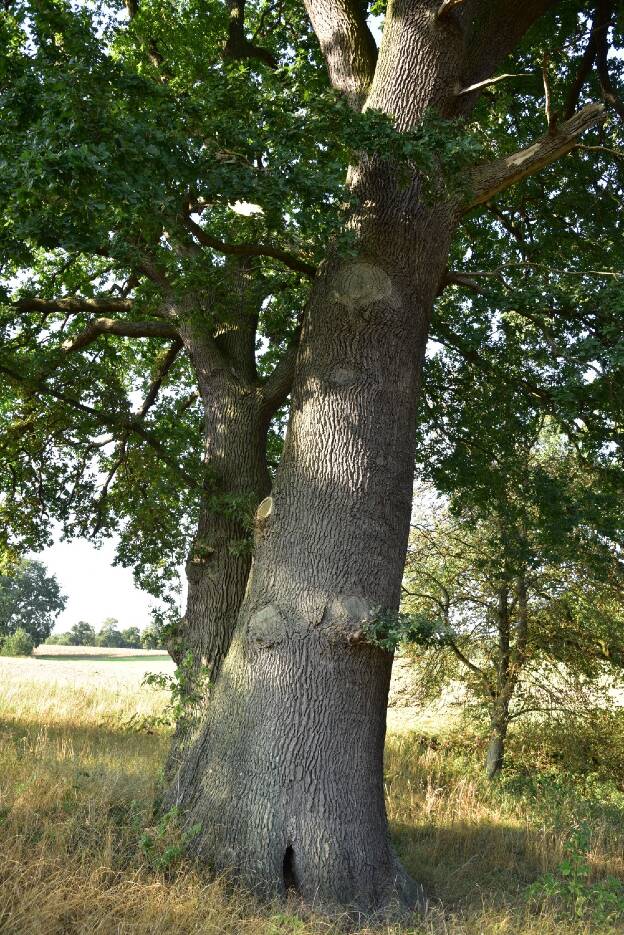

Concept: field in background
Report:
left=0, top=651, right=623, bottom=934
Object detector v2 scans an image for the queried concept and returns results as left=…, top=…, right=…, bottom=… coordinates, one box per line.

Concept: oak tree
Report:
left=1, top=0, right=623, bottom=915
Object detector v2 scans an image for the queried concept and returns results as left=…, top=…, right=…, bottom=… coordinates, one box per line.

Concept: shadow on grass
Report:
left=392, top=820, right=547, bottom=909
left=0, top=715, right=171, bottom=751
left=35, top=653, right=170, bottom=663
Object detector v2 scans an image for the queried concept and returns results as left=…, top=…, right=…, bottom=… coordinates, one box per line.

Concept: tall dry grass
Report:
left=0, top=656, right=623, bottom=934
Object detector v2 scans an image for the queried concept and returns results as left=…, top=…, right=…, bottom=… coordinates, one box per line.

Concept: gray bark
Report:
left=164, top=0, right=594, bottom=915
left=166, top=8, right=466, bottom=906
left=166, top=221, right=452, bottom=912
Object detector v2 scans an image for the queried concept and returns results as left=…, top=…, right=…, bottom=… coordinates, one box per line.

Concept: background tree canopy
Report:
left=0, top=558, right=66, bottom=645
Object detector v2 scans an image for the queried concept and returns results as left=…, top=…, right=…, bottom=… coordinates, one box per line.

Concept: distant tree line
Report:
left=45, top=618, right=160, bottom=650
left=0, top=558, right=161, bottom=656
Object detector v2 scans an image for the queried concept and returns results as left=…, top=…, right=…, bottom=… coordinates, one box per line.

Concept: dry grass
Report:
left=1, top=653, right=623, bottom=934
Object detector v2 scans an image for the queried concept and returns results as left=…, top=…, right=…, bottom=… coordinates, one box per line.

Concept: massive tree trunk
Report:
left=164, top=0, right=601, bottom=916
left=166, top=6, right=465, bottom=912
left=166, top=210, right=453, bottom=911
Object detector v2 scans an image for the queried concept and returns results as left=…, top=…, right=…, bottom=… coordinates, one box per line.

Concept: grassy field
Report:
left=1, top=651, right=623, bottom=934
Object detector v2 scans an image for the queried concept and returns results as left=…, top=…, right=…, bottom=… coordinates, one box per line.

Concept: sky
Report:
left=31, top=535, right=177, bottom=634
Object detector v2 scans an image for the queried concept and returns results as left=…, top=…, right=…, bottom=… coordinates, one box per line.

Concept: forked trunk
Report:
left=174, top=397, right=270, bottom=677
left=167, top=219, right=452, bottom=912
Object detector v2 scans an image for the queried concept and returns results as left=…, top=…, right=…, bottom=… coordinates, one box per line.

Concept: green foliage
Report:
left=120, top=627, right=142, bottom=649
left=401, top=419, right=624, bottom=766
left=529, top=823, right=624, bottom=923
left=96, top=618, right=127, bottom=648
left=67, top=621, right=96, bottom=647
left=511, top=708, right=624, bottom=785
left=0, top=626, right=34, bottom=656
left=139, top=805, right=201, bottom=872
left=364, top=608, right=450, bottom=653
left=0, top=558, right=66, bottom=646
left=141, top=651, right=210, bottom=729
left=140, top=625, right=161, bottom=650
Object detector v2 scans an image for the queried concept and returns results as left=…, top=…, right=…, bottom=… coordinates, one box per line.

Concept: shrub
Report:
left=1, top=627, right=34, bottom=656
left=509, top=708, right=624, bottom=784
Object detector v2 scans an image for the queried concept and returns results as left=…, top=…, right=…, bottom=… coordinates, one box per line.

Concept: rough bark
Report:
left=164, top=274, right=276, bottom=776
left=169, top=262, right=276, bottom=677
left=165, top=0, right=604, bottom=916
left=167, top=195, right=454, bottom=912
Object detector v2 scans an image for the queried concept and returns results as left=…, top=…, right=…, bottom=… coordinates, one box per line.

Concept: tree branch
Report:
left=446, top=637, right=490, bottom=686
left=437, top=0, right=468, bottom=19
left=0, top=360, right=198, bottom=489
left=461, top=1, right=563, bottom=107
left=125, top=0, right=165, bottom=70
left=563, top=18, right=598, bottom=120
left=302, top=0, right=377, bottom=108
left=61, top=318, right=180, bottom=354
left=184, top=216, right=317, bottom=277
left=137, top=339, right=184, bottom=418
left=542, top=52, right=557, bottom=131
left=90, top=338, right=184, bottom=532
left=14, top=297, right=134, bottom=316
left=259, top=325, right=302, bottom=416
left=223, top=0, right=277, bottom=68
left=594, top=0, right=624, bottom=121
left=464, top=102, right=605, bottom=211
left=456, top=73, right=533, bottom=97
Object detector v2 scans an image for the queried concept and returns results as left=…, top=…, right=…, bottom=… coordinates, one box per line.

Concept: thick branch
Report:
left=259, top=326, right=302, bottom=416
left=563, top=20, right=598, bottom=120
left=438, top=270, right=484, bottom=295
left=184, top=216, right=317, bottom=277
left=14, top=297, right=134, bottom=316
left=464, top=102, right=605, bottom=211
left=138, top=340, right=184, bottom=418
left=302, top=0, right=377, bottom=108
left=223, top=0, right=277, bottom=68
left=461, top=1, right=562, bottom=100
left=594, top=0, right=624, bottom=121
left=61, top=318, right=180, bottom=354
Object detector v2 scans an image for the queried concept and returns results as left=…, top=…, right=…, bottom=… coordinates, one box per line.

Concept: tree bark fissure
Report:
left=164, top=0, right=606, bottom=914
left=167, top=211, right=453, bottom=910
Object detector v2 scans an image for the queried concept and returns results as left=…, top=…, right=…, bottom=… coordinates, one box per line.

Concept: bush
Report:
left=44, top=633, right=72, bottom=645
left=1, top=627, right=34, bottom=656
left=509, top=709, right=624, bottom=784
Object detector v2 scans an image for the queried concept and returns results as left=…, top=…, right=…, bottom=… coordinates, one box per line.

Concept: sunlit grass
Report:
left=0, top=655, right=623, bottom=933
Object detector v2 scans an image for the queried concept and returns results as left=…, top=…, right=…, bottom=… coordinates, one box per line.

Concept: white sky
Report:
left=31, top=536, right=165, bottom=633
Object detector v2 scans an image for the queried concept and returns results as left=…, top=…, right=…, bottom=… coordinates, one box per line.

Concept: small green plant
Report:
left=136, top=651, right=211, bottom=730
left=529, top=822, right=624, bottom=922
left=139, top=805, right=202, bottom=871
left=267, top=914, right=307, bottom=934
left=0, top=627, right=34, bottom=656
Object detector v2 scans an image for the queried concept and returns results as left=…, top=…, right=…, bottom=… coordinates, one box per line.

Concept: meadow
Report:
left=0, top=649, right=623, bottom=934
